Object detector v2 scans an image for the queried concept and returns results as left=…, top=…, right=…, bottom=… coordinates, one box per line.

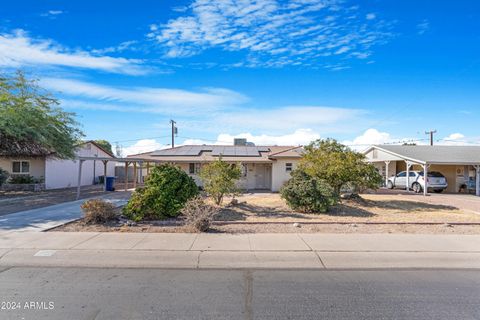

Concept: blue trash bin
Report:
left=105, top=176, right=116, bottom=191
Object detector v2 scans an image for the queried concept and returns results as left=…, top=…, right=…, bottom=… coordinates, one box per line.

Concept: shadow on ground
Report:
left=215, top=197, right=460, bottom=221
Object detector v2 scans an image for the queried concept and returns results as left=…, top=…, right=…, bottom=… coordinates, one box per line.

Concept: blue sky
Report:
left=1, top=0, right=479, bottom=155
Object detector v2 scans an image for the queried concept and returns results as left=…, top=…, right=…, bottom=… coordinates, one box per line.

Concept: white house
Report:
left=0, top=141, right=115, bottom=190
left=129, top=141, right=303, bottom=192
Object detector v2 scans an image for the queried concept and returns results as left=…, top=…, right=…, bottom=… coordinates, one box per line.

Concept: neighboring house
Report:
left=363, top=145, right=480, bottom=195
left=129, top=141, right=303, bottom=192
left=0, top=141, right=115, bottom=190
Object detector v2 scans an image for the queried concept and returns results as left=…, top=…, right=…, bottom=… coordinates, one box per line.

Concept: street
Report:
left=1, top=267, right=479, bottom=320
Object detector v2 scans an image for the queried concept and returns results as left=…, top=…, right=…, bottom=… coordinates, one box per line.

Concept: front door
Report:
left=255, top=164, right=272, bottom=190
left=255, top=165, right=266, bottom=189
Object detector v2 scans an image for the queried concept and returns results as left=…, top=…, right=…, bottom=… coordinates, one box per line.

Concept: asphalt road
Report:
left=0, top=267, right=479, bottom=320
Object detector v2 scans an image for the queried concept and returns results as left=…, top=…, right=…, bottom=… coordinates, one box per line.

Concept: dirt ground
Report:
left=52, top=192, right=480, bottom=234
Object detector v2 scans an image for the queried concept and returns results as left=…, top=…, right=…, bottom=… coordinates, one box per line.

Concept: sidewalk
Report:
left=0, top=192, right=130, bottom=232
left=1, top=232, right=480, bottom=269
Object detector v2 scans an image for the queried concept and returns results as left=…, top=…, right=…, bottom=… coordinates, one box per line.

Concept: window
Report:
left=12, top=161, right=30, bottom=174
left=397, top=172, right=406, bottom=177
left=241, top=164, right=248, bottom=177
left=189, top=163, right=201, bottom=174
left=285, top=163, right=293, bottom=172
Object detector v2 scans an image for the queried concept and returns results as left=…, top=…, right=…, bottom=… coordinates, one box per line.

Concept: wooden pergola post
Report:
left=147, top=162, right=150, bottom=175
left=102, top=160, right=108, bottom=191
left=139, top=161, right=143, bottom=185
left=124, top=161, right=130, bottom=191
left=133, top=162, right=137, bottom=189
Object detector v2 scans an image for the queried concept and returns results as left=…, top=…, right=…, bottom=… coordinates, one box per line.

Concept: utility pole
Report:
left=425, top=130, right=437, bottom=146
left=170, top=120, right=177, bottom=148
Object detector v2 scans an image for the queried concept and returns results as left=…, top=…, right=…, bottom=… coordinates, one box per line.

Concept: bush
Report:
left=280, top=170, right=338, bottom=213
left=9, top=174, right=35, bottom=184
left=181, top=196, right=219, bottom=232
left=0, top=168, right=8, bottom=186
left=124, top=164, right=198, bottom=221
left=199, top=158, right=242, bottom=205
left=81, top=199, right=116, bottom=224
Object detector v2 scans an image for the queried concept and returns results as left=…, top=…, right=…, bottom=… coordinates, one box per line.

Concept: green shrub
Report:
left=280, top=170, right=338, bottom=213
left=124, top=164, right=198, bottom=221
left=81, top=199, right=116, bottom=224
left=0, top=168, right=8, bottom=186
left=199, top=157, right=242, bottom=205
left=9, top=174, right=35, bottom=184
left=182, top=196, right=219, bottom=232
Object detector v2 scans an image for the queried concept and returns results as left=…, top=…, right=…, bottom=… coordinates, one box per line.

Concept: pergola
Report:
left=75, top=156, right=163, bottom=199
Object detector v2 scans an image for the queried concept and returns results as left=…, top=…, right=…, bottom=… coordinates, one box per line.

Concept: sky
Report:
left=1, top=0, right=479, bottom=155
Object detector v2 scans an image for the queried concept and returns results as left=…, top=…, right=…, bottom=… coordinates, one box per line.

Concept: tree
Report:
left=199, top=158, right=242, bottom=205
left=280, top=169, right=338, bottom=213
left=299, top=139, right=383, bottom=194
left=124, top=164, right=198, bottom=221
left=94, top=140, right=113, bottom=155
left=0, top=71, right=83, bottom=158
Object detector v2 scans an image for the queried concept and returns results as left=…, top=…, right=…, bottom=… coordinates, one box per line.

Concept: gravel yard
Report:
left=52, top=192, right=480, bottom=234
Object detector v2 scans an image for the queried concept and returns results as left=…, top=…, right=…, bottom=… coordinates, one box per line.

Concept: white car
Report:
left=387, top=171, right=448, bottom=193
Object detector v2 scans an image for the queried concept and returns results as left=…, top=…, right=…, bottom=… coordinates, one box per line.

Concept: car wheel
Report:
left=412, top=182, right=422, bottom=193
left=433, top=189, right=444, bottom=193
left=387, top=181, right=394, bottom=189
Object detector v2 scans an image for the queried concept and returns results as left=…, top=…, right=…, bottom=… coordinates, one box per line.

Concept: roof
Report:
left=367, top=145, right=480, bottom=165
left=80, top=140, right=115, bottom=158
left=128, top=145, right=303, bottom=162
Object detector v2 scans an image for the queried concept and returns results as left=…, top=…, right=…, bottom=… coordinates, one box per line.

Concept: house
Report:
left=129, top=141, right=303, bottom=192
left=0, top=140, right=115, bottom=190
left=363, top=145, right=480, bottom=195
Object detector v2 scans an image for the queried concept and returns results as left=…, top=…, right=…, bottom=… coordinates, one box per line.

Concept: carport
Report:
left=363, top=145, right=480, bottom=196
left=75, top=157, right=163, bottom=199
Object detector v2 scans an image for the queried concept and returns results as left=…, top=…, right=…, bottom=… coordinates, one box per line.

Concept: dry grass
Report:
left=51, top=192, right=480, bottom=234
left=216, top=193, right=480, bottom=223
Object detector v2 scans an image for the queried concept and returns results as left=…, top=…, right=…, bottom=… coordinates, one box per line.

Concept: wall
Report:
left=372, top=161, right=397, bottom=186
left=271, top=159, right=298, bottom=192
left=45, top=143, right=115, bottom=189
left=0, top=157, right=46, bottom=178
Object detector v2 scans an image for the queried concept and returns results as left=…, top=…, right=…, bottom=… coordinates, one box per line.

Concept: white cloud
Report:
left=438, top=133, right=469, bottom=145
left=42, top=78, right=248, bottom=113
left=445, top=133, right=464, bottom=140
left=0, top=30, right=146, bottom=75
left=346, top=128, right=392, bottom=146
left=121, top=139, right=169, bottom=156
left=183, top=128, right=320, bottom=146
left=91, top=40, right=139, bottom=55
left=151, top=0, right=394, bottom=68
left=417, top=19, right=429, bottom=35
left=41, top=10, right=64, bottom=18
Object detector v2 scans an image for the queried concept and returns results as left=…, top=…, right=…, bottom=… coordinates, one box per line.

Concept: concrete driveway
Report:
left=371, top=188, right=480, bottom=214
left=0, top=191, right=131, bottom=233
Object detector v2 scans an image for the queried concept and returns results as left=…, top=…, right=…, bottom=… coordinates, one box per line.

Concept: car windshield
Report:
left=418, top=171, right=444, bottom=178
